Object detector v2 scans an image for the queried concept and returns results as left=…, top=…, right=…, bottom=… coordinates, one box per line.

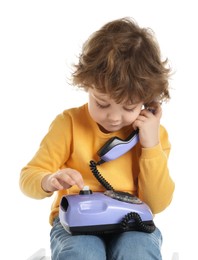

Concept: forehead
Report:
left=90, top=89, right=108, bottom=100
left=89, top=88, right=143, bottom=106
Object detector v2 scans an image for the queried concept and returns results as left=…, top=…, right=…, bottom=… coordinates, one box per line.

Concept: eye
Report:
left=123, top=107, right=135, bottom=112
left=96, top=101, right=110, bottom=109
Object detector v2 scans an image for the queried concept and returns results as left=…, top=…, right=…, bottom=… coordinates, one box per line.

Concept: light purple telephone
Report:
left=59, top=128, right=156, bottom=235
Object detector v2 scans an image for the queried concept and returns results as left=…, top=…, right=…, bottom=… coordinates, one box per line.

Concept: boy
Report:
left=20, top=17, right=175, bottom=259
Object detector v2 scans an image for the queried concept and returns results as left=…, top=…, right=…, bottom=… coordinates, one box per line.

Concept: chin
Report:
left=104, top=126, right=122, bottom=133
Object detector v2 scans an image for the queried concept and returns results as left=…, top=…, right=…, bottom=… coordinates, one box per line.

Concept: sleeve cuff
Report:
left=140, top=143, right=163, bottom=159
left=36, top=172, right=54, bottom=198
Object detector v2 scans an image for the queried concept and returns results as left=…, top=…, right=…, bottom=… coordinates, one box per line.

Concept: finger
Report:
left=136, top=115, right=147, bottom=122
left=140, top=108, right=154, bottom=117
left=132, top=119, right=143, bottom=130
left=66, top=170, right=84, bottom=189
left=51, top=177, right=64, bottom=190
left=58, top=169, right=84, bottom=189
left=58, top=174, right=76, bottom=187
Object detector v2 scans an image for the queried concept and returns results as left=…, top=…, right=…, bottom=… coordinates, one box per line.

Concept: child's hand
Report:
left=132, top=102, right=162, bottom=148
left=41, top=168, right=84, bottom=192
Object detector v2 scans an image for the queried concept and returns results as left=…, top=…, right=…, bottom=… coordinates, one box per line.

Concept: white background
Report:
left=0, top=1, right=197, bottom=259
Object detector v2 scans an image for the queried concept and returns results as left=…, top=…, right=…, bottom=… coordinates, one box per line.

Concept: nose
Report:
left=107, top=110, right=122, bottom=123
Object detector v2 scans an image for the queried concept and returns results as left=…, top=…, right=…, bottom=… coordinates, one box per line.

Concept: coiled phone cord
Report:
left=89, top=160, right=114, bottom=191
left=121, top=212, right=155, bottom=233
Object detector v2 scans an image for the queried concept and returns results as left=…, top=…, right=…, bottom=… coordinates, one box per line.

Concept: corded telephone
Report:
left=59, top=129, right=156, bottom=235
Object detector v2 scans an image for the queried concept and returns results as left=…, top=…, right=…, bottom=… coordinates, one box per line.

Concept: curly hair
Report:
left=72, top=17, right=171, bottom=105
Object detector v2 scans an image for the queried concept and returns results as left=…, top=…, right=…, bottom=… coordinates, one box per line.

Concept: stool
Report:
left=26, top=248, right=51, bottom=260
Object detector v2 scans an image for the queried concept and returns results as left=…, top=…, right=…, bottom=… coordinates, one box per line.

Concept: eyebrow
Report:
left=92, top=93, right=109, bottom=102
left=93, top=93, right=140, bottom=108
left=124, top=103, right=138, bottom=108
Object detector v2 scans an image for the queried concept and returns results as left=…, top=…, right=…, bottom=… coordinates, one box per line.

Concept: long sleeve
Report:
left=138, top=125, right=175, bottom=213
left=19, top=112, right=72, bottom=199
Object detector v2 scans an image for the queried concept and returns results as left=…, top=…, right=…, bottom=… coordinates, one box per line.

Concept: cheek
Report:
left=88, top=103, right=103, bottom=122
left=124, top=111, right=140, bottom=124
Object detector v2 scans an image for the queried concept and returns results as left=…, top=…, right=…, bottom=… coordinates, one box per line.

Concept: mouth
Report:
left=109, top=125, right=120, bottom=128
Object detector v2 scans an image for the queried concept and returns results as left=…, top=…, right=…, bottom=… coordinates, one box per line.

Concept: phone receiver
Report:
left=97, top=129, right=139, bottom=165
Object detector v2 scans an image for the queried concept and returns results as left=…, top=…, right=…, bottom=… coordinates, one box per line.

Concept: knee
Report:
left=57, top=248, right=105, bottom=260
left=51, top=235, right=106, bottom=260
left=108, top=229, right=162, bottom=260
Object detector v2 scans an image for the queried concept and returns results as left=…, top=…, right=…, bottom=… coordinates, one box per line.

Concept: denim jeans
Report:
left=50, top=217, right=162, bottom=260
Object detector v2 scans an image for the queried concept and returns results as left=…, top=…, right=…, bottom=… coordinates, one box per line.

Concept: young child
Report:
left=20, top=17, right=175, bottom=260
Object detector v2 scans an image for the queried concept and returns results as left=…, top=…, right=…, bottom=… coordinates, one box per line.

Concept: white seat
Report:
left=172, top=252, right=179, bottom=260
left=26, top=248, right=51, bottom=260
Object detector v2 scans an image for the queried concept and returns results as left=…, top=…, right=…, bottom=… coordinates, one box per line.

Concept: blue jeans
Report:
left=50, top=217, right=162, bottom=260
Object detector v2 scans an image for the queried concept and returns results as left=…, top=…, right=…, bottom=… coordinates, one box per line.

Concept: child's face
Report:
left=88, top=88, right=143, bottom=133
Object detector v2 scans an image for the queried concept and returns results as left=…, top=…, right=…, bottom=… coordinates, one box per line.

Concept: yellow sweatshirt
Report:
left=20, top=104, right=175, bottom=225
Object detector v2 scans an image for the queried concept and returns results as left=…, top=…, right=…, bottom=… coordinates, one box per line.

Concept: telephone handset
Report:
left=97, top=129, right=139, bottom=165
left=96, top=104, right=156, bottom=165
